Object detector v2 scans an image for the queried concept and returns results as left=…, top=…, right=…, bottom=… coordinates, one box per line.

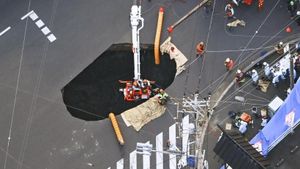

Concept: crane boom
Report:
left=130, top=3, right=144, bottom=81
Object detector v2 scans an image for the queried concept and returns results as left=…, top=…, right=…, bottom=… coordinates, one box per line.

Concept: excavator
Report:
left=119, top=1, right=154, bottom=102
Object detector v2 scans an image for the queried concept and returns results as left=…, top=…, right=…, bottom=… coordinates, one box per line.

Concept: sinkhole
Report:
left=61, top=43, right=176, bottom=121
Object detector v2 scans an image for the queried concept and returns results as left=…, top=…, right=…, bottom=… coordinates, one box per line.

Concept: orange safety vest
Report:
left=196, top=43, right=205, bottom=54
left=258, top=0, right=264, bottom=10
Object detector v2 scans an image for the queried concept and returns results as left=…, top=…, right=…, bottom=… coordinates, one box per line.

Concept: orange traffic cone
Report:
left=286, top=26, right=292, bottom=33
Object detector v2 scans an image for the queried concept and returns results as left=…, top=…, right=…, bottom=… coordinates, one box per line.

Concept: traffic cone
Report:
left=286, top=26, right=292, bottom=33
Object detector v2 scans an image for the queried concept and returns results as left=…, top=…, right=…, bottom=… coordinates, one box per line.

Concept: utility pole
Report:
left=178, top=93, right=210, bottom=168
left=136, top=142, right=184, bottom=156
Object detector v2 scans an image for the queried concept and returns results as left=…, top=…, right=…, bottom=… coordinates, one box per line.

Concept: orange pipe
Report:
left=154, top=7, right=164, bottom=65
left=109, top=112, right=125, bottom=145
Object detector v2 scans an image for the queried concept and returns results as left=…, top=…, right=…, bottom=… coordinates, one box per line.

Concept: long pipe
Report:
left=154, top=7, right=164, bottom=65
left=167, top=0, right=208, bottom=33
left=109, top=113, right=125, bottom=145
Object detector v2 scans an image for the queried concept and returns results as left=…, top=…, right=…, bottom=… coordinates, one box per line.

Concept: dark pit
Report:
left=61, top=43, right=176, bottom=121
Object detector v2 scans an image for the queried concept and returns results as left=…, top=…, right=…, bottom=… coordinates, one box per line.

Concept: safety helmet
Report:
left=252, top=69, right=256, bottom=73
left=279, top=41, right=283, bottom=45
left=237, top=69, right=241, bottom=73
left=263, top=62, right=267, bottom=66
left=290, top=1, right=294, bottom=5
left=225, top=58, right=230, bottom=62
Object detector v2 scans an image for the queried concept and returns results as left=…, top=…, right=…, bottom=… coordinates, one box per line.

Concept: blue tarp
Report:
left=250, top=79, right=300, bottom=156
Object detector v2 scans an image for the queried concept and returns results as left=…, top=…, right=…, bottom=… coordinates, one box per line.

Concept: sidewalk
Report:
left=197, top=34, right=300, bottom=169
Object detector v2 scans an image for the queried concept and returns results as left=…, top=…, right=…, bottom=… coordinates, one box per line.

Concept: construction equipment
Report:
left=119, top=0, right=154, bottom=102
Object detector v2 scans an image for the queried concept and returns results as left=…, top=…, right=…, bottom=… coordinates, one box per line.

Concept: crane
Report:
left=119, top=1, right=154, bottom=102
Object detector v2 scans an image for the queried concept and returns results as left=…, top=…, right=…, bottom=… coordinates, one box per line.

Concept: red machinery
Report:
left=119, top=80, right=154, bottom=101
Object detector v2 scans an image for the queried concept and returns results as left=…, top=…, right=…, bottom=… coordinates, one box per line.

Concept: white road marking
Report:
left=35, top=19, right=45, bottom=28
left=47, top=34, right=56, bottom=42
left=0, top=26, right=11, bottom=36
left=169, top=124, right=177, bottom=169
left=41, top=26, right=50, bottom=35
left=181, top=115, right=189, bottom=168
left=21, top=10, right=34, bottom=20
left=129, top=150, right=137, bottom=169
left=29, top=12, right=38, bottom=21
left=116, top=158, right=124, bottom=169
left=143, top=141, right=150, bottom=169
left=156, top=132, right=163, bottom=169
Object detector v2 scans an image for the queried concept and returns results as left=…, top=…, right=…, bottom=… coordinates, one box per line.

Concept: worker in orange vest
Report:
left=196, top=42, right=205, bottom=57
left=225, top=4, right=234, bottom=19
left=258, top=0, right=264, bottom=10
left=224, top=58, right=235, bottom=71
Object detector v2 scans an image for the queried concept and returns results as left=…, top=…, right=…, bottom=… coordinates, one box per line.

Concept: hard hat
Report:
left=237, top=69, right=241, bottom=73
left=225, top=58, right=230, bottom=62
left=252, top=69, right=256, bottom=73
left=279, top=41, right=283, bottom=45
left=297, top=11, right=300, bottom=16
left=290, top=1, right=294, bottom=5
left=263, top=62, right=267, bottom=66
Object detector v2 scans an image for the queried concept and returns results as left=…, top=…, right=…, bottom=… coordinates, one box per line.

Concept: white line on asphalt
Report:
left=47, top=34, right=56, bottom=43
left=0, top=26, right=11, bottom=36
left=41, top=26, right=50, bottom=35
left=181, top=115, right=189, bottom=168
left=169, top=123, right=177, bottom=169
left=35, top=19, right=45, bottom=28
left=130, top=150, right=137, bottom=169
left=116, top=158, right=124, bottom=169
left=143, top=141, right=150, bottom=169
left=156, top=132, right=163, bottom=169
left=29, top=12, right=38, bottom=21
left=21, top=10, right=34, bottom=20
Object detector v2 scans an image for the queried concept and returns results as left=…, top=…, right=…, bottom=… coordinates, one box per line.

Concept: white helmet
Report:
left=279, top=41, right=283, bottom=45
left=252, top=69, right=256, bottom=73
left=225, top=58, right=230, bottom=62
left=237, top=69, right=241, bottom=73
left=263, top=62, right=267, bottom=66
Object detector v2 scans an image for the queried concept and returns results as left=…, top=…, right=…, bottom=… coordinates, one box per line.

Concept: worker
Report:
left=196, top=42, right=205, bottom=57
left=251, top=69, right=259, bottom=86
left=224, top=57, right=234, bottom=71
left=235, top=69, right=245, bottom=86
left=225, top=4, right=234, bottom=19
left=272, top=74, right=280, bottom=87
left=157, top=89, right=169, bottom=105
left=263, top=62, right=272, bottom=80
left=274, top=41, right=284, bottom=54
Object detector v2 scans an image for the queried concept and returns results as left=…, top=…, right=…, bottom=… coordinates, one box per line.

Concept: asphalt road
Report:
left=0, top=0, right=299, bottom=169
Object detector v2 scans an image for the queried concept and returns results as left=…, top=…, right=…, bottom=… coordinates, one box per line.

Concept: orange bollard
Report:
left=154, top=7, right=164, bottom=65
left=109, top=112, right=125, bottom=145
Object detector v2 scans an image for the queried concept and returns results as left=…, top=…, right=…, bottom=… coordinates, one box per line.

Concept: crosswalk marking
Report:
left=169, top=123, right=177, bottom=169
left=35, top=19, right=45, bottom=28
left=41, top=26, right=50, bottom=35
left=108, top=117, right=192, bottom=169
left=129, top=150, right=137, bottom=169
left=143, top=141, right=150, bottom=169
left=181, top=115, right=189, bottom=168
left=156, top=132, right=163, bottom=169
left=116, top=158, right=124, bottom=169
